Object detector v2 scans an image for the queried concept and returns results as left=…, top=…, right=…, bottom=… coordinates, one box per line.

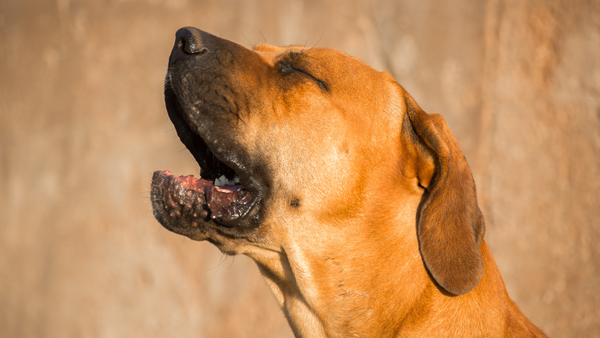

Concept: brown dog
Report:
left=151, top=27, right=547, bottom=337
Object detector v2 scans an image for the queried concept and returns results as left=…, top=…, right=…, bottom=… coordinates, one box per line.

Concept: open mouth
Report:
left=150, top=86, right=259, bottom=228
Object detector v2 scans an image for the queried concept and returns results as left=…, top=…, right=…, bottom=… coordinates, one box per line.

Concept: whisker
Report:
left=240, top=31, right=255, bottom=48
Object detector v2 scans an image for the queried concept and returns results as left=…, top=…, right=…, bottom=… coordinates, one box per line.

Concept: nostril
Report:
left=169, top=27, right=209, bottom=65
left=177, top=30, right=207, bottom=55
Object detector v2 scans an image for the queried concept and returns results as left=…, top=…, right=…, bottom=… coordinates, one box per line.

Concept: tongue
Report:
left=151, top=170, right=254, bottom=224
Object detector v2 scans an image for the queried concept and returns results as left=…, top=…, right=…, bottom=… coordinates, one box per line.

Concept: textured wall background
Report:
left=1, top=0, right=599, bottom=337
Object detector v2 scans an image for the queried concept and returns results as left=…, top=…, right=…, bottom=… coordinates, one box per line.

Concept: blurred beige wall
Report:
left=1, top=0, right=598, bottom=337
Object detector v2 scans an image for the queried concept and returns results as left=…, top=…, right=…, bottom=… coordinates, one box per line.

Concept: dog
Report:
left=151, top=27, right=547, bottom=337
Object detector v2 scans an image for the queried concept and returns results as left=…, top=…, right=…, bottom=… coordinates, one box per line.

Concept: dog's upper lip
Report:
left=152, top=26, right=267, bottom=229
left=164, top=84, right=236, bottom=181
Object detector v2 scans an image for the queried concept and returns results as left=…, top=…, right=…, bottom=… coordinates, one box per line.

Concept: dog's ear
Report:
left=400, top=93, right=485, bottom=295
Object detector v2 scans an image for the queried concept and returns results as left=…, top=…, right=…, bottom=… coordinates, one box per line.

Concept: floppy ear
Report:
left=401, top=93, right=485, bottom=295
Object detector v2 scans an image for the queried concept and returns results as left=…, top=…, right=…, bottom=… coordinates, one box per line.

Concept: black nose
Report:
left=169, top=27, right=208, bottom=65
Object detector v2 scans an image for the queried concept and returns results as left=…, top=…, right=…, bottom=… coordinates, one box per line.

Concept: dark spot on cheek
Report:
left=340, top=142, right=350, bottom=154
left=290, top=198, right=301, bottom=208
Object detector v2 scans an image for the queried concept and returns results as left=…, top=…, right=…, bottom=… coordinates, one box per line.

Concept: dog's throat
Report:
left=151, top=170, right=254, bottom=224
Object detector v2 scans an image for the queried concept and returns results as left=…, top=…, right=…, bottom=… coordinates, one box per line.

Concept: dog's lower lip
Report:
left=151, top=170, right=258, bottom=226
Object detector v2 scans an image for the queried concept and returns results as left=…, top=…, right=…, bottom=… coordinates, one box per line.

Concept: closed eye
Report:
left=280, top=63, right=328, bottom=92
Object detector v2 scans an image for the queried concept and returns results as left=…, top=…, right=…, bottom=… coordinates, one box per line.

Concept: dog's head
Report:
left=151, top=27, right=485, bottom=299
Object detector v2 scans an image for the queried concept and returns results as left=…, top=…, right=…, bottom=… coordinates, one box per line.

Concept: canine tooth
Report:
left=234, top=176, right=240, bottom=184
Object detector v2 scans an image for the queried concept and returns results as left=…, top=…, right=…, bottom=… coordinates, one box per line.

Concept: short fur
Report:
left=153, top=27, right=548, bottom=338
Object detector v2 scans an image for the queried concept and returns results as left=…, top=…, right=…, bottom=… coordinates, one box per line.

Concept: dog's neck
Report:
left=246, top=193, right=439, bottom=337
left=250, top=238, right=508, bottom=338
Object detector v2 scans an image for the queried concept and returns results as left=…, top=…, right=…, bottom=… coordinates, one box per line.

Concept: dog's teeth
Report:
left=214, top=175, right=237, bottom=186
left=234, top=176, right=240, bottom=184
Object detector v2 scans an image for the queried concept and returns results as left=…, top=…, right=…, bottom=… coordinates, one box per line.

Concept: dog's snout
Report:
left=169, top=27, right=208, bottom=65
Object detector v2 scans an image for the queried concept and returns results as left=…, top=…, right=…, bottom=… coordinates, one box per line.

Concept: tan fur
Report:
left=159, top=28, right=548, bottom=337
